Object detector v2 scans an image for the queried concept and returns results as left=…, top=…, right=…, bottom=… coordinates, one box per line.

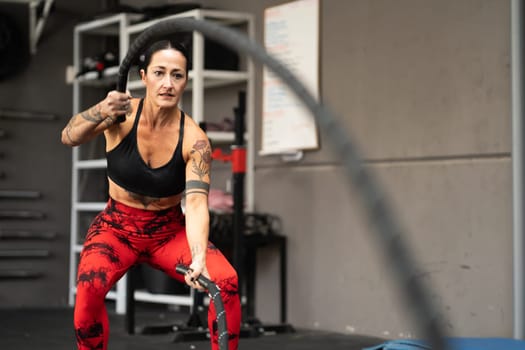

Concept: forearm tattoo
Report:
left=185, top=180, right=209, bottom=196
left=190, top=140, right=211, bottom=179
left=64, top=103, right=113, bottom=145
left=80, top=104, right=104, bottom=123
left=65, top=118, right=77, bottom=144
left=191, top=244, right=203, bottom=259
left=103, top=115, right=116, bottom=127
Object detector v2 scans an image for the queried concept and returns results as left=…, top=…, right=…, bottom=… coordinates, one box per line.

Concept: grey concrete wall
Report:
left=0, top=1, right=106, bottom=307
left=0, top=8, right=77, bottom=306
left=188, top=0, right=513, bottom=339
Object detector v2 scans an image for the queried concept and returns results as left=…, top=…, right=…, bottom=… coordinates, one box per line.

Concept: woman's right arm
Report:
left=61, top=90, right=131, bottom=147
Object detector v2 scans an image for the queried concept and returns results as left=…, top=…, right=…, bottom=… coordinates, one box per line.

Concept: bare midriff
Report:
left=108, top=178, right=183, bottom=211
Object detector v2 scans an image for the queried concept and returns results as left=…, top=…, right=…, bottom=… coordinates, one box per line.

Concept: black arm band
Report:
left=185, top=180, right=210, bottom=192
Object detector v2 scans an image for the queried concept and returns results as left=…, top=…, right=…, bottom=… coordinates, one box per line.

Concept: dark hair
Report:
left=138, top=39, right=191, bottom=74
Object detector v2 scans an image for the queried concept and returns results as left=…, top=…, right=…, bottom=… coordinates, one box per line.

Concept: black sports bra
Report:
left=106, top=99, right=186, bottom=197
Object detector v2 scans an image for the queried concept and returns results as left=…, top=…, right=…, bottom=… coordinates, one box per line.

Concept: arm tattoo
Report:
left=191, top=244, right=203, bottom=259
left=65, top=119, right=76, bottom=144
left=190, top=140, right=211, bottom=180
left=103, top=115, right=116, bottom=127
left=80, top=104, right=104, bottom=123
left=185, top=180, right=209, bottom=197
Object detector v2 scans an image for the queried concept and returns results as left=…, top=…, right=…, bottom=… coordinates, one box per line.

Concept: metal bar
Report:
left=0, top=109, right=58, bottom=121
left=246, top=14, right=255, bottom=212
left=75, top=12, right=131, bottom=33
left=73, top=202, right=106, bottom=211
left=27, top=0, right=36, bottom=54
left=232, top=92, right=246, bottom=300
left=512, top=0, right=525, bottom=340
left=192, top=13, right=204, bottom=124
left=114, top=13, right=129, bottom=316
left=115, top=275, right=127, bottom=314
left=74, top=159, right=107, bottom=169
left=125, top=268, right=135, bottom=334
left=0, top=210, right=45, bottom=220
left=0, top=269, right=43, bottom=279
left=0, top=230, right=57, bottom=240
left=69, top=22, right=82, bottom=308
left=133, top=290, right=193, bottom=306
left=0, top=249, right=50, bottom=258
left=0, top=190, right=41, bottom=199
left=33, top=0, right=54, bottom=50
left=280, top=236, right=287, bottom=323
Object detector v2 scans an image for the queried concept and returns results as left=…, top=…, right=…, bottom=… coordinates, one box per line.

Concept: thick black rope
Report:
left=118, top=18, right=449, bottom=350
left=175, top=264, right=228, bottom=350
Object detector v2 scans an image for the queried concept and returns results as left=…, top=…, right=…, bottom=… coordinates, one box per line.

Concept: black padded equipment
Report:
left=0, top=12, right=30, bottom=80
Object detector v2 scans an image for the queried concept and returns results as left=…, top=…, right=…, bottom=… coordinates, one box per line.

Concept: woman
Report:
left=61, top=40, right=241, bottom=350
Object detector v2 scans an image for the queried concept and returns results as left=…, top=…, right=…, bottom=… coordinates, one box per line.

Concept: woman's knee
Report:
left=214, top=264, right=239, bottom=295
left=76, top=264, right=116, bottom=300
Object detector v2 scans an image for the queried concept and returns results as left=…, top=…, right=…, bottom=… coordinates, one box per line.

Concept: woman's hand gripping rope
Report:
left=175, top=264, right=229, bottom=350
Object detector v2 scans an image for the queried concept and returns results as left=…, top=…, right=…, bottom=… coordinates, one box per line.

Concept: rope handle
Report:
left=175, top=264, right=229, bottom=350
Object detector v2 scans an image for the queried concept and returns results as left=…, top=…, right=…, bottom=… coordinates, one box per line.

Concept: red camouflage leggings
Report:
left=74, top=198, right=241, bottom=350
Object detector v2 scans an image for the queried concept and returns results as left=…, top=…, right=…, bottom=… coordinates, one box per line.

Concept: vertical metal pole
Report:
left=192, top=13, right=205, bottom=124
left=245, top=14, right=256, bottom=213
left=118, top=13, right=130, bottom=316
left=125, top=268, right=135, bottom=334
left=512, top=0, right=525, bottom=340
left=68, top=26, right=81, bottom=307
left=232, top=91, right=246, bottom=312
left=115, top=14, right=128, bottom=316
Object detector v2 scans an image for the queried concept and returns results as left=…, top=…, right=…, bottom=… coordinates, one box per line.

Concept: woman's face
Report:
left=140, top=48, right=188, bottom=108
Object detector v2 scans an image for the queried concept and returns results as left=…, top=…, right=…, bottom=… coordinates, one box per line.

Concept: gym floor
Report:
left=0, top=306, right=386, bottom=350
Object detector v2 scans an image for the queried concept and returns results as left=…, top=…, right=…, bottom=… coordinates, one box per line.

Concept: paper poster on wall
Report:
left=260, top=0, right=320, bottom=155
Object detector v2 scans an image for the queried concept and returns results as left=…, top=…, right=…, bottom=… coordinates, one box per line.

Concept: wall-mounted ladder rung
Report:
left=0, top=249, right=51, bottom=259
left=0, top=269, right=43, bottom=279
left=0, top=109, right=59, bottom=121
left=0, top=230, right=57, bottom=240
left=0, top=210, right=45, bottom=220
left=0, top=190, right=41, bottom=199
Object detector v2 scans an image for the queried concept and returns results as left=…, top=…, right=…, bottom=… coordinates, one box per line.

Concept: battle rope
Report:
left=117, top=18, right=449, bottom=350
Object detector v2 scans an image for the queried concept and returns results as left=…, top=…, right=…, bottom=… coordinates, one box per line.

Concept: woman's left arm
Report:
left=184, top=132, right=212, bottom=290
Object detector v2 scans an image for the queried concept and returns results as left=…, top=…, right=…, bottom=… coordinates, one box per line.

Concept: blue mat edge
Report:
left=363, top=337, right=525, bottom=350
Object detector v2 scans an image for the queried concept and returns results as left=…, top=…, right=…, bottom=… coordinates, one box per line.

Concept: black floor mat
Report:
left=0, top=307, right=385, bottom=350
